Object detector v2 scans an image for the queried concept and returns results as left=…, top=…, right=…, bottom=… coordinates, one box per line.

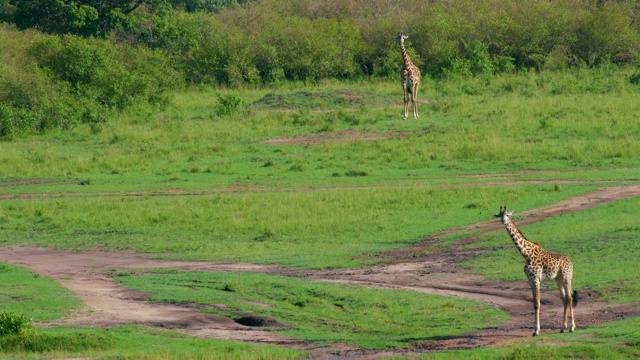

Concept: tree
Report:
left=9, top=0, right=165, bottom=36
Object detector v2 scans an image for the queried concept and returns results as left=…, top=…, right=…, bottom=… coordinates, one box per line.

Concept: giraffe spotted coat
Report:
left=397, top=33, right=421, bottom=120
left=496, top=206, right=577, bottom=336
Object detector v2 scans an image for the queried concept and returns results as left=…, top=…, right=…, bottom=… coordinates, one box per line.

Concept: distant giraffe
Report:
left=495, top=206, right=577, bottom=336
left=397, top=33, right=421, bottom=120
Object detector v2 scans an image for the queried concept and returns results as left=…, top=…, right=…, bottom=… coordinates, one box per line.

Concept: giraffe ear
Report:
left=506, top=211, right=514, bottom=217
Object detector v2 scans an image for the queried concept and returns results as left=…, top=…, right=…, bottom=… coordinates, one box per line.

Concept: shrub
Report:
left=570, top=2, right=640, bottom=67
left=0, top=28, right=81, bottom=136
left=0, top=25, right=182, bottom=137
left=215, top=93, right=243, bottom=116
left=168, top=0, right=238, bottom=13
left=5, top=0, right=640, bottom=89
left=0, top=311, right=37, bottom=350
left=0, top=311, right=32, bottom=337
left=262, top=16, right=362, bottom=82
left=28, top=35, right=182, bottom=110
left=411, top=0, right=639, bottom=76
left=183, top=19, right=261, bottom=85
left=629, top=72, right=640, bottom=85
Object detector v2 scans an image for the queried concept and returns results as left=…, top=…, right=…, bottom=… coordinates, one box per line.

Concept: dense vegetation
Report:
left=3, top=0, right=640, bottom=136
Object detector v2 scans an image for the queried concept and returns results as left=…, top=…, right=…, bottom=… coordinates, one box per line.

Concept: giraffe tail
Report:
left=572, top=290, right=579, bottom=308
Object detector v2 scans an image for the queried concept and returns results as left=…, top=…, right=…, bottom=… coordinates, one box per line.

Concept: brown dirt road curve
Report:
left=1, top=184, right=640, bottom=358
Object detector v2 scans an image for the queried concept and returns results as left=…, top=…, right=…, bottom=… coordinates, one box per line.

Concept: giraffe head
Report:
left=397, top=33, right=409, bottom=46
left=494, top=206, right=514, bottom=224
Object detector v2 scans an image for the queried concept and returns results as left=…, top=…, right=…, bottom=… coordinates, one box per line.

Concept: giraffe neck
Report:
left=400, top=43, right=414, bottom=69
left=504, top=219, right=536, bottom=258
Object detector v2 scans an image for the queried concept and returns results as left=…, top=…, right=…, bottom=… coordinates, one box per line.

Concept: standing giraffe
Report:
left=397, top=33, right=421, bottom=120
left=495, top=206, right=577, bottom=336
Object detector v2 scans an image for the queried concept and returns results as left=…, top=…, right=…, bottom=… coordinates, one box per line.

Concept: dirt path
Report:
left=0, top=184, right=639, bottom=358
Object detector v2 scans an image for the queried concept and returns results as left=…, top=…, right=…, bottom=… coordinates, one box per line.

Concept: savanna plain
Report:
left=0, top=67, right=639, bottom=359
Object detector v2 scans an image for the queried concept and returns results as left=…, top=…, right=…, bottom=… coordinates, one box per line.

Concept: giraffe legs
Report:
left=570, top=290, right=576, bottom=332
left=411, top=83, right=419, bottom=119
left=403, top=88, right=409, bottom=120
left=556, top=278, right=576, bottom=333
left=402, top=74, right=411, bottom=120
left=527, top=272, right=542, bottom=336
left=528, top=274, right=577, bottom=336
left=557, top=278, right=569, bottom=333
left=402, top=74, right=419, bottom=120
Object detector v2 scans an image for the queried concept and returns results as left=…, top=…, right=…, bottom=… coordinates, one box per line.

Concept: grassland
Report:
left=0, top=184, right=595, bottom=269
left=0, top=68, right=639, bottom=358
left=0, top=325, right=308, bottom=360
left=115, top=272, right=508, bottom=350
left=0, top=263, right=79, bottom=321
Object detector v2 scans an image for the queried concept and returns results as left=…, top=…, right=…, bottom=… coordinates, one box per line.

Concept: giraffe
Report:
left=397, top=33, right=421, bottom=120
left=495, top=206, right=578, bottom=336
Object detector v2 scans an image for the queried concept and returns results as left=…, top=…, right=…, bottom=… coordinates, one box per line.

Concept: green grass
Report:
left=0, top=263, right=79, bottom=321
left=249, top=89, right=398, bottom=111
left=0, top=185, right=594, bottom=269
left=423, top=317, right=640, bottom=359
left=115, top=271, right=508, bottom=350
left=0, top=325, right=307, bottom=359
left=2, top=71, right=640, bottom=192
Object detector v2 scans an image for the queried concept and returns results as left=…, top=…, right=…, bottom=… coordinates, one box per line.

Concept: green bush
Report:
left=5, top=1, right=640, bottom=91
left=187, top=26, right=260, bottom=85
left=0, top=25, right=182, bottom=137
left=405, top=0, right=640, bottom=76
left=168, top=0, right=238, bottom=13
left=570, top=2, right=639, bottom=67
left=0, top=312, right=31, bottom=337
left=28, top=35, right=182, bottom=109
left=0, top=311, right=38, bottom=352
left=9, top=0, right=167, bottom=37
left=260, top=16, right=362, bottom=82
left=215, top=93, right=243, bottom=116
left=0, top=26, right=81, bottom=136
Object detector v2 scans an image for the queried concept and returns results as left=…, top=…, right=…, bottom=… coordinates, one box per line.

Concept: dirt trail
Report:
left=0, top=184, right=639, bottom=358
left=0, top=248, right=305, bottom=345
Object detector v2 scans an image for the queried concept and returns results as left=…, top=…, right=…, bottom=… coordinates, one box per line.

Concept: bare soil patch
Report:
left=0, top=184, right=639, bottom=358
